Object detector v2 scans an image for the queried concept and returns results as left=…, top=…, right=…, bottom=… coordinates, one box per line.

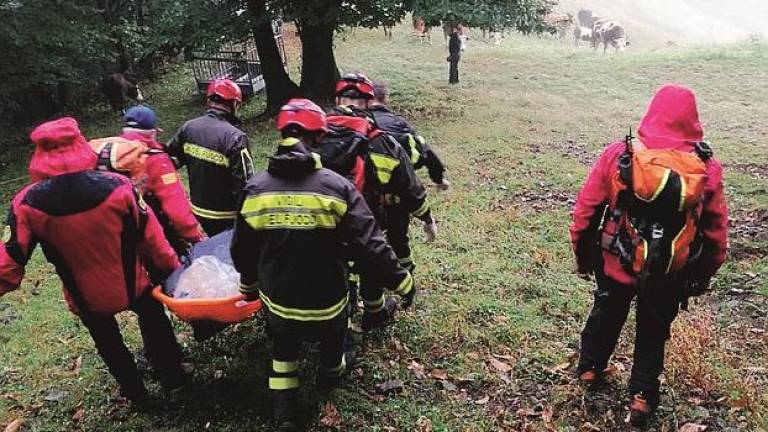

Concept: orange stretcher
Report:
left=152, top=286, right=262, bottom=324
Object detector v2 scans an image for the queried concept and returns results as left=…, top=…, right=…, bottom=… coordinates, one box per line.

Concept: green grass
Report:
left=2, top=25, right=768, bottom=431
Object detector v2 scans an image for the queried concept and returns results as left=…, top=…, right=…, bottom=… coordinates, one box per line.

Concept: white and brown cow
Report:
left=593, top=21, right=629, bottom=53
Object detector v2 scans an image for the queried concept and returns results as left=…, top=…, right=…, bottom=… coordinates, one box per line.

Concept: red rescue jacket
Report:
left=570, top=85, right=728, bottom=285
left=0, top=124, right=179, bottom=315
left=122, top=128, right=204, bottom=244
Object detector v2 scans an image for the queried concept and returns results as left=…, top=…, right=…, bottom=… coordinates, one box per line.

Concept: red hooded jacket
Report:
left=570, top=85, right=728, bottom=285
left=121, top=128, right=204, bottom=244
left=0, top=118, right=180, bottom=315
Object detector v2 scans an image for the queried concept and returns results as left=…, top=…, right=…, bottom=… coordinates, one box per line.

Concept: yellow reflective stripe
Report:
left=398, top=256, right=413, bottom=265
left=259, top=291, right=348, bottom=322
left=183, top=143, right=229, bottom=167
left=407, top=134, right=421, bottom=165
left=240, top=281, right=259, bottom=294
left=191, top=204, right=237, bottom=220
left=678, top=176, right=687, bottom=211
left=666, top=226, right=687, bottom=274
left=370, top=153, right=400, bottom=185
left=240, top=148, right=254, bottom=178
left=241, top=193, right=347, bottom=230
left=412, top=200, right=430, bottom=218
left=363, top=295, right=385, bottom=313
left=273, top=360, right=298, bottom=374
left=311, top=152, right=323, bottom=169
left=280, top=137, right=301, bottom=147
left=635, top=169, right=670, bottom=203
left=394, top=272, right=413, bottom=296
left=269, top=377, right=299, bottom=390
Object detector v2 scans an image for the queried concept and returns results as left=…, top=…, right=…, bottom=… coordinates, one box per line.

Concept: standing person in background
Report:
left=0, top=118, right=185, bottom=409
left=570, top=85, right=728, bottom=426
left=167, top=79, right=254, bottom=236
left=232, top=99, right=413, bottom=431
left=448, top=28, right=462, bottom=84
left=90, top=106, right=205, bottom=255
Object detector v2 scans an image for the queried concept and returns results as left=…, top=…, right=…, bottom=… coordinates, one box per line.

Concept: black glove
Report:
left=179, top=253, right=193, bottom=269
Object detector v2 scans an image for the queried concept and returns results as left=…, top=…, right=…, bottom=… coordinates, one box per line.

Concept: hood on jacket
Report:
left=122, top=127, right=163, bottom=150
left=268, top=138, right=321, bottom=178
left=29, top=117, right=97, bottom=182
left=638, top=84, right=704, bottom=152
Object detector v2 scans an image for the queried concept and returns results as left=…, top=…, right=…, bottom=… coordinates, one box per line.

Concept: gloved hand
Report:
left=423, top=220, right=438, bottom=243
left=434, top=179, right=451, bottom=192
left=401, top=285, right=417, bottom=309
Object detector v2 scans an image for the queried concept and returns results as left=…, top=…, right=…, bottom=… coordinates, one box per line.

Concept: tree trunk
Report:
left=298, top=20, right=340, bottom=105
left=248, top=0, right=300, bottom=115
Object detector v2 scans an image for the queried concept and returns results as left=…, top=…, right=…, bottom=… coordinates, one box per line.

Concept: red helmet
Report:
left=276, top=98, right=327, bottom=133
left=206, top=79, right=243, bottom=102
left=335, top=73, right=374, bottom=100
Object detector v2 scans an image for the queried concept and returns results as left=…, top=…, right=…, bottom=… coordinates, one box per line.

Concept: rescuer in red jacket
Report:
left=570, top=85, right=728, bottom=425
left=120, top=105, right=206, bottom=252
left=0, top=118, right=186, bottom=407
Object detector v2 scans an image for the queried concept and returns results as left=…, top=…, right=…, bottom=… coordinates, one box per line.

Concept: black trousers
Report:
left=578, top=270, right=681, bottom=407
left=449, top=60, right=460, bottom=84
left=268, top=315, right=348, bottom=421
left=80, top=291, right=183, bottom=401
left=385, top=204, right=415, bottom=274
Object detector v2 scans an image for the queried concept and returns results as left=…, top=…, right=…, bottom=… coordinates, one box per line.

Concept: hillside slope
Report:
left=558, top=0, right=768, bottom=47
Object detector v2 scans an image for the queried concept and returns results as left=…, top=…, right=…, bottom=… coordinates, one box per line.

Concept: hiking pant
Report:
left=80, top=290, right=183, bottom=401
left=268, top=315, right=348, bottom=422
left=449, top=59, right=460, bottom=84
left=578, top=270, right=681, bottom=407
left=385, top=203, right=416, bottom=274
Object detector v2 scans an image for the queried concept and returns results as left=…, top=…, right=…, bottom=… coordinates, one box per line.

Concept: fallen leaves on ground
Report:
left=679, top=423, right=708, bottom=432
left=429, top=369, right=448, bottom=380
left=488, top=357, right=514, bottom=384
left=71, top=356, right=82, bottom=377
left=3, top=419, right=24, bottom=432
left=416, top=416, right=433, bottom=432
left=319, top=402, right=342, bottom=428
left=375, top=380, right=404, bottom=395
left=408, top=360, right=427, bottom=380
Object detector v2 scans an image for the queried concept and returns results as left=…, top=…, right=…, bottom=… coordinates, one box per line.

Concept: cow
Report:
left=101, top=73, right=144, bottom=112
left=577, top=9, right=601, bottom=28
left=545, top=12, right=573, bottom=39
left=573, top=26, right=595, bottom=47
left=413, top=16, right=432, bottom=45
left=593, top=21, right=629, bottom=53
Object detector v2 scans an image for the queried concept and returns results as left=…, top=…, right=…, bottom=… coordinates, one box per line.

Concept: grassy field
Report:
left=1, top=23, right=768, bottom=431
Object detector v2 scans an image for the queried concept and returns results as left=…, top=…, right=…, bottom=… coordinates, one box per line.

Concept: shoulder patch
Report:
left=161, top=172, right=178, bottom=185
left=2, top=225, right=10, bottom=243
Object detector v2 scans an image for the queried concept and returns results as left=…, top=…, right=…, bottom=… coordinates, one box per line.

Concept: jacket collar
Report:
left=206, top=107, right=242, bottom=127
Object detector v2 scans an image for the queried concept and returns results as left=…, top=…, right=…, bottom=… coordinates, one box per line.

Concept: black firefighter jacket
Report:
left=369, top=104, right=446, bottom=184
left=167, top=108, right=254, bottom=222
left=231, top=139, right=413, bottom=326
left=329, top=105, right=433, bottom=226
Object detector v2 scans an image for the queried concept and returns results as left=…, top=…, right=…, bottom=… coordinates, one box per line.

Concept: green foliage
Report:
left=412, top=0, right=553, bottom=31
left=0, top=0, right=242, bottom=126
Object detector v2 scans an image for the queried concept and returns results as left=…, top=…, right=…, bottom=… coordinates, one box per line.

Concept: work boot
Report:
left=274, top=390, right=300, bottom=432
left=361, top=296, right=398, bottom=332
left=629, top=393, right=653, bottom=427
left=317, top=343, right=357, bottom=390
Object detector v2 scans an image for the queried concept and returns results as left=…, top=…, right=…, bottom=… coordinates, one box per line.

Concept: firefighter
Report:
left=369, top=80, right=448, bottom=278
left=167, top=79, right=254, bottom=236
left=231, top=99, right=414, bottom=431
left=370, top=80, right=449, bottom=191
left=329, top=73, right=437, bottom=307
left=90, top=106, right=205, bottom=255
left=570, top=85, right=728, bottom=426
left=0, top=118, right=185, bottom=408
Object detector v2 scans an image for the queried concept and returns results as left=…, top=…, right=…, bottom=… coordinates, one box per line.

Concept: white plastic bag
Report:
left=174, top=255, right=241, bottom=299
